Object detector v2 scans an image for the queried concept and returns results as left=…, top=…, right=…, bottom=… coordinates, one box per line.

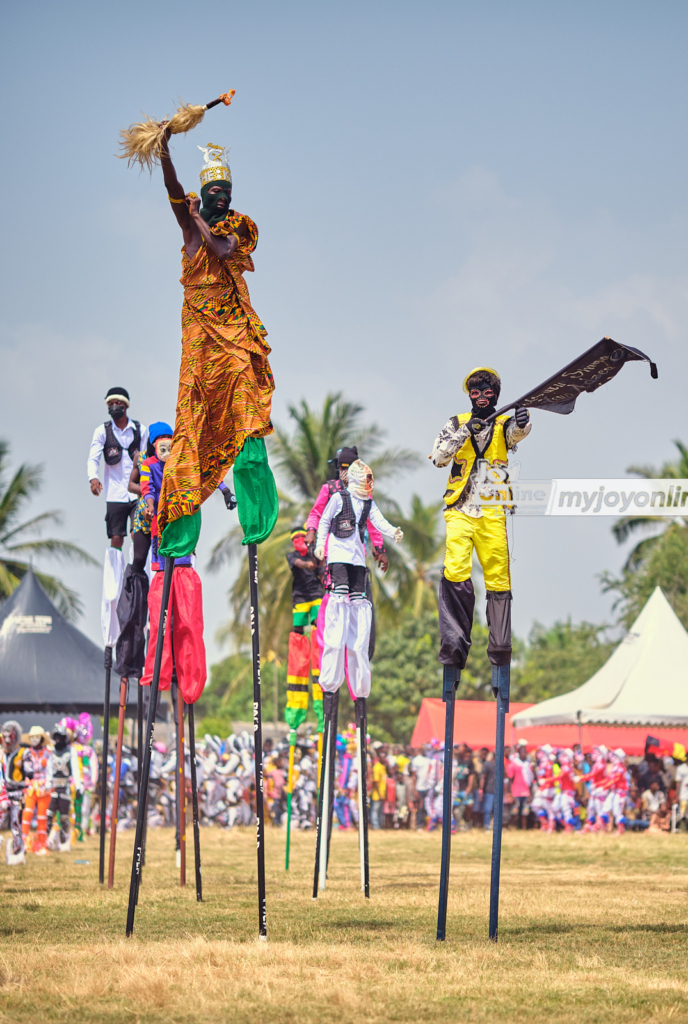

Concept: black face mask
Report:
left=109, top=404, right=127, bottom=420
left=200, top=181, right=232, bottom=226
left=469, top=385, right=498, bottom=419
left=54, top=735, right=67, bottom=751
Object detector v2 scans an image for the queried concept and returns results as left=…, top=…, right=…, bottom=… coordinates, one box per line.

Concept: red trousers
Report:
left=141, top=567, right=207, bottom=704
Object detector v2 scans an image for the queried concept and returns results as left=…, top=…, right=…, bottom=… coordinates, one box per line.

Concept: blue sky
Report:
left=1, top=0, right=687, bottom=661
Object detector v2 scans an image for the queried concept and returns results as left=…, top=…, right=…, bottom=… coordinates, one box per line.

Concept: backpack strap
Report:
left=358, top=499, right=372, bottom=541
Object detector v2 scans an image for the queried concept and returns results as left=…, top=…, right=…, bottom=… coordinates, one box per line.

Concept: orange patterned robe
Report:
left=158, top=211, right=274, bottom=532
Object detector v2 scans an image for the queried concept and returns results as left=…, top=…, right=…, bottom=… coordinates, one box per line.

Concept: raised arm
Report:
left=431, top=416, right=470, bottom=468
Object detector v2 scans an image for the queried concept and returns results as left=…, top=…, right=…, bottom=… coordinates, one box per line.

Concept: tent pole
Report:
left=99, top=646, right=112, bottom=884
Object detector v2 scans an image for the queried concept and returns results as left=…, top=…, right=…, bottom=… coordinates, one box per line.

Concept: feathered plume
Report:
left=118, top=91, right=235, bottom=172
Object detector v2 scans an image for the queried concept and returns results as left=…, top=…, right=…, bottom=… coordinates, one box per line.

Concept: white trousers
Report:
left=319, top=594, right=372, bottom=698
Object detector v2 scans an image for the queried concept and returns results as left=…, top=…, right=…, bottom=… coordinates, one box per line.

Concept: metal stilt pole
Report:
left=177, top=683, right=186, bottom=887
left=313, top=691, right=334, bottom=899
left=285, top=730, right=296, bottom=870
left=355, top=697, right=370, bottom=898
left=108, top=675, right=128, bottom=889
left=248, top=543, right=267, bottom=939
left=325, top=688, right=339, bottom=872
left=126, top=557, right=174, bottom=937
left=437, top=665, right=459, bottom=941
left=489, top=664, right=510, bottom=942
left=99, top=646, right=112, bottom=884
left=188, top=702, right=203, bottom=902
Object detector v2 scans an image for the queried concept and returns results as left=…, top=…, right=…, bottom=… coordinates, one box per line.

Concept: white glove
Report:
left=394, top=528, right=404, bottom=544
left=314, top=544, right=325, bottom=561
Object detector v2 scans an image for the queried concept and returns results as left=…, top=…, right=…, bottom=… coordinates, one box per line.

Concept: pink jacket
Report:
left=306, top=481, right=385, bottom=550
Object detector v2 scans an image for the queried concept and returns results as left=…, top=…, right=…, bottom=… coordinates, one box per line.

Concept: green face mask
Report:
left=200, top=181, right=232, bottom=226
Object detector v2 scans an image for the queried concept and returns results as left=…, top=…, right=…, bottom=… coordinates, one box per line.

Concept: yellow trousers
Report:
left=443, top=508, right=511, bottom=591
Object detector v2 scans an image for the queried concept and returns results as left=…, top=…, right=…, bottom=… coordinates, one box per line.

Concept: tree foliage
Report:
left=0, top=440, right=96, bottom=619
left=511, top=619, right=616, bottom=703
left=603, top=522, right=688, bottom=630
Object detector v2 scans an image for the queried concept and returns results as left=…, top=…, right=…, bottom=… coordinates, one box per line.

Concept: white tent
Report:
left=511, top=587, right=688, bottom=728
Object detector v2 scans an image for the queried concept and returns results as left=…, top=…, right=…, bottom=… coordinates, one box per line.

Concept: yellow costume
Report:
left=432, top=369, right=530, bottom=668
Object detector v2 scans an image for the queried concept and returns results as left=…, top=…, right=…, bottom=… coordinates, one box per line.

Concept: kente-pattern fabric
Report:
left=158, top=210, right=274, bottom=532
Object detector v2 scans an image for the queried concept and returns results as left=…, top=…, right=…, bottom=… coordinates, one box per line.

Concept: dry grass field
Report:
left=0, top=826, right=687, bottom=1023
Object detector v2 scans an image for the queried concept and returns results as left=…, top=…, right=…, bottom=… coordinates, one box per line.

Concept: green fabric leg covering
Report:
left=234, top=437, right=279, bottom=546
left=159, top=511, right=202, bottom=559
left=285, top=707, right=307, bottom=731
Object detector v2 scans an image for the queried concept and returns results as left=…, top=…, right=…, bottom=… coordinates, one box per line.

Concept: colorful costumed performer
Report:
left=74, top=713, right=98, bottom=840
left=47, top=720, right=83, bottom=852
left=312, top=460, right=403, bottom=898
left=284, top=525, right=324, bottom=868
left=21, top=727, right=52, bottom=856
left=432, top=338, right=657, bottom=942
left=122, top=100, right=277, bottom=938
left=2, top=721, right=27, bottom=864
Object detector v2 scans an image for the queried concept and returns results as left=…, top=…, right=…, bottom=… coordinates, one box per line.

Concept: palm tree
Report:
left=612, top=440, right=688, bottom=570
left=385, top=495, right=445, bottom=616
left=207, top=393, right=422, bottom=655
left=0, top=440, right=97, bottom=619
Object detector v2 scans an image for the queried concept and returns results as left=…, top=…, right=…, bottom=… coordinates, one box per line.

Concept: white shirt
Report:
left=675, top=762, right=688, bottom=802
left=316, top=492, right=397, bottom=567
left=87, top=418, right=149, bottom=503
left=411, top=754, right=434, bottom=791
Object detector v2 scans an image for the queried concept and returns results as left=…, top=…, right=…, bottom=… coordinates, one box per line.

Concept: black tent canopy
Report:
left=0, top=570, right=119, bottom=714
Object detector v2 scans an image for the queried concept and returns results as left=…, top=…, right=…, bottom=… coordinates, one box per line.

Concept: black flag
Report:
left=488, top=337, right=657, bottom=421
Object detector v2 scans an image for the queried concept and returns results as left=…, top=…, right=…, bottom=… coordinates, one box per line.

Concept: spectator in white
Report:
left=410, top=745, right=434, bottom=831
left=640, top=778, right=665, bottom=820
left=87, top=387, right=148, bottom=549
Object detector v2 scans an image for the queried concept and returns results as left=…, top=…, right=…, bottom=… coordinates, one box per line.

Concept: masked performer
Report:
left=306, top=446, right=387, bottom=685
left=88, top=387, right=148, bottom=549
left=314, top=460, right=402, bottom=702
left=157, top=137, right=274, bottom=535
left=305, top=447, right=388, bottom=572
left=74, top=714, right=98, bottom=839
left=21, top=727, right=52, bottom=855
left=2, top=721, right=27, bottom=864
left=285, top=526, right=324, bottom=734
left=47, top=720, right=83, bottom=852
left=431, top=368, right=530, bottom=675
left=140, top=427, right=206, bottom=704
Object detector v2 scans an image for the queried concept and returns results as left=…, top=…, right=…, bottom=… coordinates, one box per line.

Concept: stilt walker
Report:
left=100, top=548, right=124, bottom=884
left=284, top=525, right=323, bottom=868
left=431, top=339, right=657, bottom=941
left=312, top=459, right=403, bottom=898
left=119, top=87, right=277, bottom=935
left=188, top=701, right=203, bottom=901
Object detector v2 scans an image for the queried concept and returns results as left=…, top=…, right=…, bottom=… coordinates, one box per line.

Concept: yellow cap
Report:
left=462, top=367, right=501, bottom=394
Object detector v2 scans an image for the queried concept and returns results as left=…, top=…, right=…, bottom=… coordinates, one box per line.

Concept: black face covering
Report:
left=109, top=403, right=127, bottom=420
left=53, top=734, right=67, bottom=750
left=469, top=386, right=497, bottom=419
left=200, top=181, right=232, bottom=226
